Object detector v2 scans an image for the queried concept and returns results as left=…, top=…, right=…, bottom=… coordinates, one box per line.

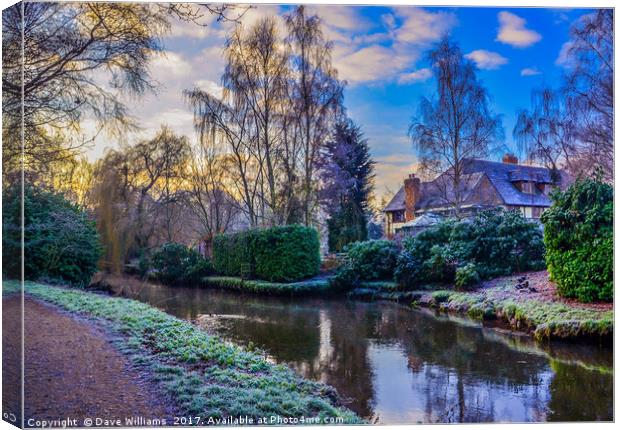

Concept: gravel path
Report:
left=2, top=295, right=173, bottom=427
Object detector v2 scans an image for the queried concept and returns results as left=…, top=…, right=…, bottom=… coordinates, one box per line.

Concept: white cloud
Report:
left=464, top=49, right=508, bottom=70
left=334, top=45, right=411, bottom=83
left=555, top=41, right=574, bottom=67
left=392, top=7, right=457, bottom=45
left=398, top=68, right=432, bottom=84
left=520, top=67, right=541, bottom=76
left=496, top=11, right=542, bottom=48
left=150, top=51, right=194, bottom=80
left=194, top=79, right=224, bottom=99
left=329, top=7, right=456, bottom=85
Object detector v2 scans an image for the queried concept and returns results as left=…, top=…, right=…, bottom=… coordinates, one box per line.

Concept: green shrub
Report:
left=455, top=263, right=480, bottom=290
left=146, top=243, right=213, bottom=284
left=212, top=225, right=320, bottom=283
left=395, top=208, right=545, bottom=288
left=541, top=178, right=613, bottom=302
left=345, top=240, right=399, bottom=280
left=330, top=240, right=399, bottom=291
left=2, top=183, right=102, bottom=285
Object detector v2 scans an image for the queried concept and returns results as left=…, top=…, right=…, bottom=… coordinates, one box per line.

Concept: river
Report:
left=109, top=279, right=613, bottom=424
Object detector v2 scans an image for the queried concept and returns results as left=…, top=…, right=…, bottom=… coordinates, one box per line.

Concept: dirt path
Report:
left=2, top=295, right=173, bottom=427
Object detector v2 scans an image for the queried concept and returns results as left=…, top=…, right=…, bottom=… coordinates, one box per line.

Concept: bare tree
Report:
left=564, top=9, right=613, bottom=180
left=2, top=2, right=241, bottom=180
left=514, top=10, right=613, bottom=182
left=513, top=87, right=576, bottom=177
left=409, top=37, right=503, bottom=215
left=285, top=6, right=343, bottom=225
left=186, top=17, right=290, bottom=226
left=186, top=133, right=242, bottom=246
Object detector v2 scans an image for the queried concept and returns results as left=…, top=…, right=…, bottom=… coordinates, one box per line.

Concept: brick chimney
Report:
left=502, top=153, right=519, bottom=164
left=404, top=174, right=421, bottom=222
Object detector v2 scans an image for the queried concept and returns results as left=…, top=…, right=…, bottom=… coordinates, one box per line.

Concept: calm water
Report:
left=109, top=280, right=613, bottom=424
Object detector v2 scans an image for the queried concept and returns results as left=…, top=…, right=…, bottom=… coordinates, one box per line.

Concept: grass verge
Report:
left=9, top=280, right=361, bottom=423
left=201, top=276, right=332, bottom=296
left=420, top=289, right=613, bottom=342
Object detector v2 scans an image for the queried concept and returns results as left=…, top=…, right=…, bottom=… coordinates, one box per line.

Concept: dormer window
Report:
left=521, top=182, right=535, bottom=194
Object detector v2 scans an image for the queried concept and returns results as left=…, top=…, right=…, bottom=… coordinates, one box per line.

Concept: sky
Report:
left=84, top=3, right=596, bottom=196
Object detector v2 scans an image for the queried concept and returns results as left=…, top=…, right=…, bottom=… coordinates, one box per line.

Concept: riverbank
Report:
left=350, top=271, right=613, bottom=343
left=3, top=280, right=361, bottom=424
left=3, top=295, right=172, bottom=427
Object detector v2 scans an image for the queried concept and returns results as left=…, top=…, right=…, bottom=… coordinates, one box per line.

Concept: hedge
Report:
left=202, top=276, right=331, bottom=296
left=541, top=178, right=613, bottom=302
left=212, top=225, right=320, bottom=282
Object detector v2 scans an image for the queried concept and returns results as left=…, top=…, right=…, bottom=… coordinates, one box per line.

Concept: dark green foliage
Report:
left=2, top=184, right=102, bottom=285
left=346, top=240, right=399, bottom=280
left=455, top=263, right=480, bottom=290
left=541, top=178, right=613, bottom=302
left=212, top=225, right=320, bottom=283
left=327, top=203, right=367, bottom=252
left=330, top=240, right=399, bottom=291
left=145, top=243, right=213, bottom=285
left=203, top=276, right=331, bottom=296
left=395, top=208, right=545, bottom=287
left=320, top=118, right=375, bottom=252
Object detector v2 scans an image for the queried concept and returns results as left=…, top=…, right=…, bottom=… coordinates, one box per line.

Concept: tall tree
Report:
left=409, top=37, right=503, bottom=215
left=564, top=9, right=613, bottom=180
left=89, top=126, right=191, bottom=270
left=187, top=9, right=343, bottom=229
left=319, top=118, right=375, bottom=252
left=514, top=10, right=613, bottom=181
left=285, top=6, right=343, bottom=225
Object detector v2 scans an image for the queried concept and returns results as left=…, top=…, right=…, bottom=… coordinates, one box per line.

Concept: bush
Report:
left=541, top=178, right=613, bottom=302
left=2, top=184, right=102, bottom=286
left=395, top=208, right=545, bottom=288
left=330, top=240, right=399, bottom=291
left=146, top=243, right=213, bottom=285
left=455, top=263, right=480, bottom=290
left=212, top=225, right=320, bottom=283
left=345, top=240, right=399, bottom=280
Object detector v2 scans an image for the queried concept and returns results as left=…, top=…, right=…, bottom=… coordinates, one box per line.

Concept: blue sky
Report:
left=86, top=4, right=595, bottom=195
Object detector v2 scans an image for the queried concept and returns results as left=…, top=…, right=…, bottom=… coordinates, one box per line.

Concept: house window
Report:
left=521, top=182, right=535, bottom=194
left=392, top=210, right=405, bottom=223
left=532, top=207, right=544, bottom=218
left=522, top=206, right=533, bottom=218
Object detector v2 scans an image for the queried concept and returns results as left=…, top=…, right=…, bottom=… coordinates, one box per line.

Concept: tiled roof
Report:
left=383, top=158, right=572, bottom=212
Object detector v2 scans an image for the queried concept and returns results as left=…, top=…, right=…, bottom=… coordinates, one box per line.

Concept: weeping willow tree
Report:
left=89, top=127, right=191, bottom=273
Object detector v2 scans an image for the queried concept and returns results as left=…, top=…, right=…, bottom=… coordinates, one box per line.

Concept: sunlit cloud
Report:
left=398, top=68, right=432, bottom=84
left=465, top=49, right=508, bottom=70
left=496, top=11, right=542, bottom=48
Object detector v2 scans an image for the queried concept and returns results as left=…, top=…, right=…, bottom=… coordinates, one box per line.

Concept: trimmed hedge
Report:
left=541, top=178, right=613, bottom=302
left=212, top=225, right=320, bottom=283
left=202, top=276, right=331, bottom=296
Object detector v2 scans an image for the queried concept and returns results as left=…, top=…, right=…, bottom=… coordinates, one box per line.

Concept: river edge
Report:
left=349, top=271, right=613, bottom=344
left=97, top=270, right=614, bottom=344
left=2, top=280, right=363, bottom=425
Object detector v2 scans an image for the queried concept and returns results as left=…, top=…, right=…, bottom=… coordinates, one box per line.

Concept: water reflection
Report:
left=109, top=280, right=613, bottom=423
